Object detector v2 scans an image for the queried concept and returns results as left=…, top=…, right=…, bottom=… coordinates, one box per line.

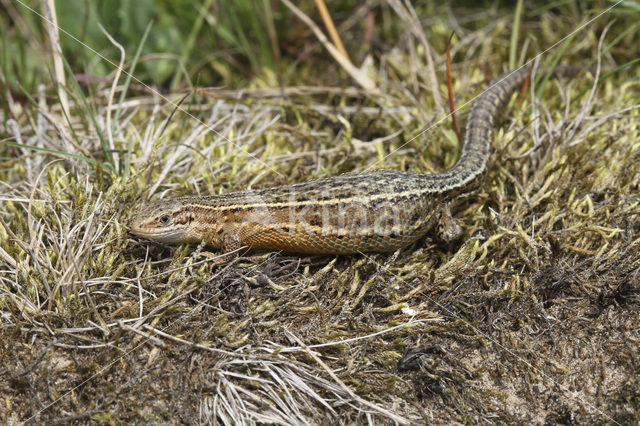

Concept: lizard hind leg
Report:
left=438, top=202, right=463, bottom=243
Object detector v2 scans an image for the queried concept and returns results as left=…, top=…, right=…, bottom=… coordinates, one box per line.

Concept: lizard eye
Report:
left=159, top=214, right=171, bottom=224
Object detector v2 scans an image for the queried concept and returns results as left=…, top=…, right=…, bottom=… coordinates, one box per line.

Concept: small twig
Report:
left=41, top=0, right=70, bottom=121
left=313, top=0, right=351, bottom=63
left=281, top=0, right=378, bottom=94
left=446, top=32, right=461, bottom=143
left=276, top=317, right=441, bottom=353
left=0, top=245, right=17, bottom=269
left=119, top=321, right=166, bottom=348
left=98, top=23, right=126, bottom=173
left=517, top=66, right=533, bottom=107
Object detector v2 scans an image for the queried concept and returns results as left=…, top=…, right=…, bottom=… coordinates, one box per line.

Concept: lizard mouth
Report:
left=130, top=225, right=189, bottom=244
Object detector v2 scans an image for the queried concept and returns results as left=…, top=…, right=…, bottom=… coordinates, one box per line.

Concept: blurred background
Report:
left=7, top=1, right=637, bottom=94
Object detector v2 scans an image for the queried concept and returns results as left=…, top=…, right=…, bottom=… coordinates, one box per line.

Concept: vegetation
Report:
left=1, top=0, right=639, bottom=423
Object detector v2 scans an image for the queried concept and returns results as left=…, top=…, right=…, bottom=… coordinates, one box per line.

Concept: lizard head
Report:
left=130, top=197, right=201, bottom=244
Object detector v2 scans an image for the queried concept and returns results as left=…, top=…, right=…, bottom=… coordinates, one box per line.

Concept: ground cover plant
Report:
left=1, top=0, right=639, bottom=423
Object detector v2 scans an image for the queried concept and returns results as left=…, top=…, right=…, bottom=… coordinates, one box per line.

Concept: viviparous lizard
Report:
left=130, top=66, right=573, bottom=254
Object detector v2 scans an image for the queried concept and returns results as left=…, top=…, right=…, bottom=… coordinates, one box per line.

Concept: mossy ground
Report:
left=1, top=2, right=639, bottom=424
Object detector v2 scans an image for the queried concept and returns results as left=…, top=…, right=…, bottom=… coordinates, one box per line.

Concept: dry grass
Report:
left=1, top=2, right=640, bottom=424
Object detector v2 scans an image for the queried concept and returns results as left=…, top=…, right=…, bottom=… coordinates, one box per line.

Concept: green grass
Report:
left=1, top=1, right=639, bottom=424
